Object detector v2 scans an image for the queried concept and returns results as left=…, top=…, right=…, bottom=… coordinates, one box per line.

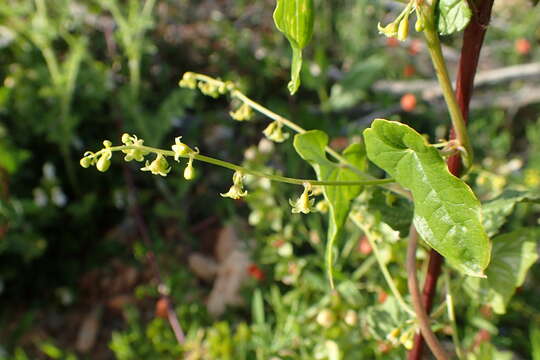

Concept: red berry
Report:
left=408, top=39, right=422, bottom=56
left=386, top=37, right=399, bottom=48
left=248, top=264, right=265, bottom=281
left=403, top=64, right=416, bottom=78
left=515, top=38, right=531, bottom=55
left=358, top=236, right=372, bottom=255
left=400, top=93, right=417, bottom=112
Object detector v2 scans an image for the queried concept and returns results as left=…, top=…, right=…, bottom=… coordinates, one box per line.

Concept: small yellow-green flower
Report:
left=141, top=154, right=171, bottom=177
left=221, top=171, right=248, bottom=199
left=121, top=134, right=149, bottom=162
left=289, top=183, right=315, bottom=214
left=229, top=103, right=253, bottom=121
left=263, top=121, right=289, bottom=143
left=178, top=72, right=197, bottom=89
left=172, top=136, right=196, bottom=162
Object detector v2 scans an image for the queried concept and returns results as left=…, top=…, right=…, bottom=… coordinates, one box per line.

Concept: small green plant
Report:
left=78, top=1, right=539, bottom=359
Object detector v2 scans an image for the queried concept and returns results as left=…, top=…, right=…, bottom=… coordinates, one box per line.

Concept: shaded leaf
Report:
left=365, top=297, right=411, bottom=340
left=363, top=119, right=489, bottom=276
left=464, top=228, right=539, bottom=314
left=482, top=189, right=540, bottom=237
left=367, top=188, right=413, bottom=237
left=273, top=0, right=314, bottom=94
left=293, top=130, right=365, bottom=286
left=436, top=0, right=472, bottom=35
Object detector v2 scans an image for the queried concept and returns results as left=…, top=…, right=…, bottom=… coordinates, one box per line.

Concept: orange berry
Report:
left=155, top=297, right=169, bottom=319
left=400, top=93, right=417, bottom=112
left=515, top=38, right=531, bottom=55
left=378, top=291, right=389, bottom=304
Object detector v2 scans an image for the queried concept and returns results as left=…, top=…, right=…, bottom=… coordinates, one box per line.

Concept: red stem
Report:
left=408, top=1, right=494, bottom=358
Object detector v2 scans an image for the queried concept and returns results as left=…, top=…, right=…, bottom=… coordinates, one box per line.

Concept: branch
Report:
left=409, top=1, right=495, bottom=358
left=406, top=226, right=450, bottom=360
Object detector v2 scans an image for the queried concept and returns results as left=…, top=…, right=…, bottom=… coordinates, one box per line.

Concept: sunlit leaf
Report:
left=273, top=0, right=314, bottom=94
left=294, top=130, right=366, bottom=287
left=464, top=228, right=539, bottom=314
left=363, top=119, right=490, bottom=276
left=436, top=0, right=472, bottom=35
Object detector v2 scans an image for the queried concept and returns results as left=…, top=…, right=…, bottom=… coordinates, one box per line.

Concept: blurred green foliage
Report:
left=0, top=0, right=539, bottom=359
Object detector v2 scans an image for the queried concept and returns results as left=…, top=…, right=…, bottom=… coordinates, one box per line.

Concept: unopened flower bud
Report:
left=103, top=140, right=112, bottom=148
left=121, top=133, right=131, bottom=144
left=397, top=16, right=409, bottom=41
left=415, top=16, right=424, bottom=32
left=96, top=154, right=111, bottom=172
left=184, top=158, right=195, bottom=180
left=80, top=156, right=93, bottom=168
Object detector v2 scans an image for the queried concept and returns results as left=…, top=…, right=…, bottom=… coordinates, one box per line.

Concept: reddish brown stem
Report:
left=408, top=1, right=494, bottom=359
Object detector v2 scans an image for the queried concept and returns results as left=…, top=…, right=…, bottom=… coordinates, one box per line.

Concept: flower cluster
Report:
left=79, top=140, right=113, bottom=172
left=221, top=171, right=248, bottom=200
left=378, top=2, right=424, bottom=41
left=178, top=72, right=234, bottom=98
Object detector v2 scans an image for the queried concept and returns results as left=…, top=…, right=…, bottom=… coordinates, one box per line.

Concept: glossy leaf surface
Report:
left=363, top=119, right=490, bottom=276
left=464, top=228, right=539, bottom=314
left=273, top=0, right=314, bottom=94
left=294, top=130, right=365, bottom=287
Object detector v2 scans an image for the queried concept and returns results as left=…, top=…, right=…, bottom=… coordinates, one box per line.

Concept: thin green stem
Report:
left=193, top=74, right=363, bottom=170
left=189, top=73, right=411, bottom=199
left=423, top=21, right=472, bottom=170
left=101, top=144, right=394, bottom=187
left=444, top=269, right=464, bottom=359
left=350, top=215, right=415, bottom=316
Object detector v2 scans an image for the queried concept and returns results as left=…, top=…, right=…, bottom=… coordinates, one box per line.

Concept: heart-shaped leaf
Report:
left=363, top=119, right=490, bottom=277
left=294, top=130, right=366, bottom=287
left=273, top=0, right=314, bottom=94
left=436, top=0, right=472, bottom=35
left=464, top=228, right=539, bottom=314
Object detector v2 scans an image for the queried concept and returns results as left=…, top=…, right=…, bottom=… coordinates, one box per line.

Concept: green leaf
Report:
left=365, top=296, right=411, bottom=340
left=293, top=130, right=365, bottom=287
left=436, top=0, right=472, bottom=35
left=482, top=189, right=540, bottom=237
left=464, top=228, right=539, bottom=314
left=363, top=119, right=490, bottom=276
left=367, top=188, right=413, bottom=237
left=273, top=0, right=314, bottom=95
